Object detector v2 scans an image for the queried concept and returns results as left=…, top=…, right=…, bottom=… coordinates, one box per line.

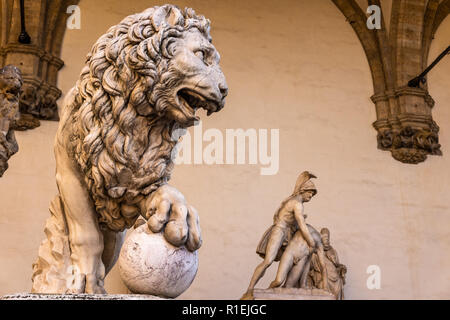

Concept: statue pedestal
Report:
left=253, top=288, right=336, bottom=300
left=0, top=293, right=167, bottom=300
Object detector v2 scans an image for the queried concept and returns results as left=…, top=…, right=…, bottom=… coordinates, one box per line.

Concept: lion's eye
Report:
left=194, top=50, right=205, bottom=61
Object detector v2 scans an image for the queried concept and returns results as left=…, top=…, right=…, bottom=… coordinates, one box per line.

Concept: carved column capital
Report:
left=333, top=0, right=447, bottom=164
left=0, top=64, right=22, bottom=176
left=0, top=0, right=80, bottom=130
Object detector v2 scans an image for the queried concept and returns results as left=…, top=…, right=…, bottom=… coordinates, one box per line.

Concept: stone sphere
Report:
left=118, top=224, right=198, bottom=298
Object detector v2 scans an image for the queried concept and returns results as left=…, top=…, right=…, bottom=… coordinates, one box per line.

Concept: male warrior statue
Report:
left=241, top=171, right=319, bottom=300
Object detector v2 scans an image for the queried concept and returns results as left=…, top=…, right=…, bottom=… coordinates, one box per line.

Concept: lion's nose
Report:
left=219, top=83, right=228, bottom=98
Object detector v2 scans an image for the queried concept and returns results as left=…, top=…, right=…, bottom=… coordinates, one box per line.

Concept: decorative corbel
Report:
left=332, top=0, right=449, bottom=164
left=0, top=0, right=80, bottom=130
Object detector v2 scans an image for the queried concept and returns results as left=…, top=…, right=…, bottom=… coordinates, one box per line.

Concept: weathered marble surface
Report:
left=0, top=65, right=22, bottom=177
left=253, top=288, right=335, bottom=300
left=242, top=172, right=346, bottom=300
left=32, top=4, right=227, bottom=295
left=119, top=224, right=198, bottom=298
left=1, top=293, right=166, bottom=300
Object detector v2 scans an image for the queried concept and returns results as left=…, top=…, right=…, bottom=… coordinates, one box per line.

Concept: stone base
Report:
left=253, top=288, right=336, bottom=300
left=0, top=293, right=167, bottom=300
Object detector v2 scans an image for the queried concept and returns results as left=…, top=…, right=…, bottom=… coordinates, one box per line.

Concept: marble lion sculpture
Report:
left=32, top=5, right=228, bottom=294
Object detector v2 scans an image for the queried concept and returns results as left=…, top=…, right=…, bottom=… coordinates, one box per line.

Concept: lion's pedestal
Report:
left=0, top=293, right=166, bottom=300
left=252, top=288, right=336, bottom=300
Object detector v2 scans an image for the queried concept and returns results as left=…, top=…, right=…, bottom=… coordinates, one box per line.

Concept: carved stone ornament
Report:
left=0, top=0, right=80, bottom=130
left=0, top=64, right=22, bottom=177
left=242, top=172, right=347, bottom=300
left=332, top=0, right=450, bottom=164
left=31, top=5, right=228, bottom=296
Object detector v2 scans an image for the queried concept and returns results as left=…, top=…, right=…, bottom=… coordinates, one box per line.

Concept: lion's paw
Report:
left=144, top=184, right=202, bottom=252
left=65, top=273, right=107, bottom=294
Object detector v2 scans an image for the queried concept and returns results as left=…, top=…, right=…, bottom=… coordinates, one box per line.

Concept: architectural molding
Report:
left=0, top=0, right=80, bottom=129
left=332, top=0, right=449, bottom=164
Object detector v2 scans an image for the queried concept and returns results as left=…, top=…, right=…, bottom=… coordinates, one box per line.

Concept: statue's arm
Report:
left=331, top=249, right=347, bottom=279
left=294, top=202, right=315, bottom=248
left=334, top=249, right=340, bottom=264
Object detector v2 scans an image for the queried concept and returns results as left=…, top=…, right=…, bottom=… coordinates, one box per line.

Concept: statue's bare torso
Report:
left=274, top=197, right=303, bottom=229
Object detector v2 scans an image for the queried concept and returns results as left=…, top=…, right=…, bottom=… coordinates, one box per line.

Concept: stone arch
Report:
left=0, top=0, right=80, bottom=129
left=332, top=0, right=449, bottom=164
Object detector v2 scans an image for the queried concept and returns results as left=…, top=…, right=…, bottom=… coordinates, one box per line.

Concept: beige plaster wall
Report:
left=0, top=0, right=449, bottom=299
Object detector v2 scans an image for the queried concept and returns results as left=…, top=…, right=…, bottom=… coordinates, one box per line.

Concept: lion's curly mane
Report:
left=66, top=5, right=211, bottom=231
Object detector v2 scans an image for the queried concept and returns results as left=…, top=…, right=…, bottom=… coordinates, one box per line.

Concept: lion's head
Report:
left=75, top=4, right=227, bottom=126
left=68, top=5, right=227, bottom=230
left=147, top=11, right=228, bottom=127
left=0, top=65, right=22, bottom=177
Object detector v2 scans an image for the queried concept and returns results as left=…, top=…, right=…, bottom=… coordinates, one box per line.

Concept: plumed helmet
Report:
left=293, top=171, right=317, bottom=196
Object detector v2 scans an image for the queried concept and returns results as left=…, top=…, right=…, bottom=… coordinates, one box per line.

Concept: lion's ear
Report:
left=152, top=5, right=184, bottom=30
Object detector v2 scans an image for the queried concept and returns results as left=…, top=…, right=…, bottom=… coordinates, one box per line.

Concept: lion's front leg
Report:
left=143, top=184, right=202, bottom=251
left=55, top=144, right=106, bottom=294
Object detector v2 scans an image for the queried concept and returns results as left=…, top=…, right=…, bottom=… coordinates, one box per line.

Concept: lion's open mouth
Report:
left=177, top=89, right=220, bottom=118
left=5, top=88, right=19, bottom=96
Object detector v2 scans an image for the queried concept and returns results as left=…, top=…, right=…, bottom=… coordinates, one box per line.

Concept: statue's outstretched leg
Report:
left=270, top=239, right=309, bottom=289
left=299, top=257, right=311, bottom=288
left=241, top=227, right=284, bottom=300
left=284, top=256, right=308, bottom=288
left=268, top=253, right=294, bottom=288
left=55, top=143, right=106, bottom=294
left=315, top=245, right=329, bottom=291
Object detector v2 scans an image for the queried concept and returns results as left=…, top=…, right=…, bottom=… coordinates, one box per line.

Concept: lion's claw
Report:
left=145, top=184, right=202, bottom=251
